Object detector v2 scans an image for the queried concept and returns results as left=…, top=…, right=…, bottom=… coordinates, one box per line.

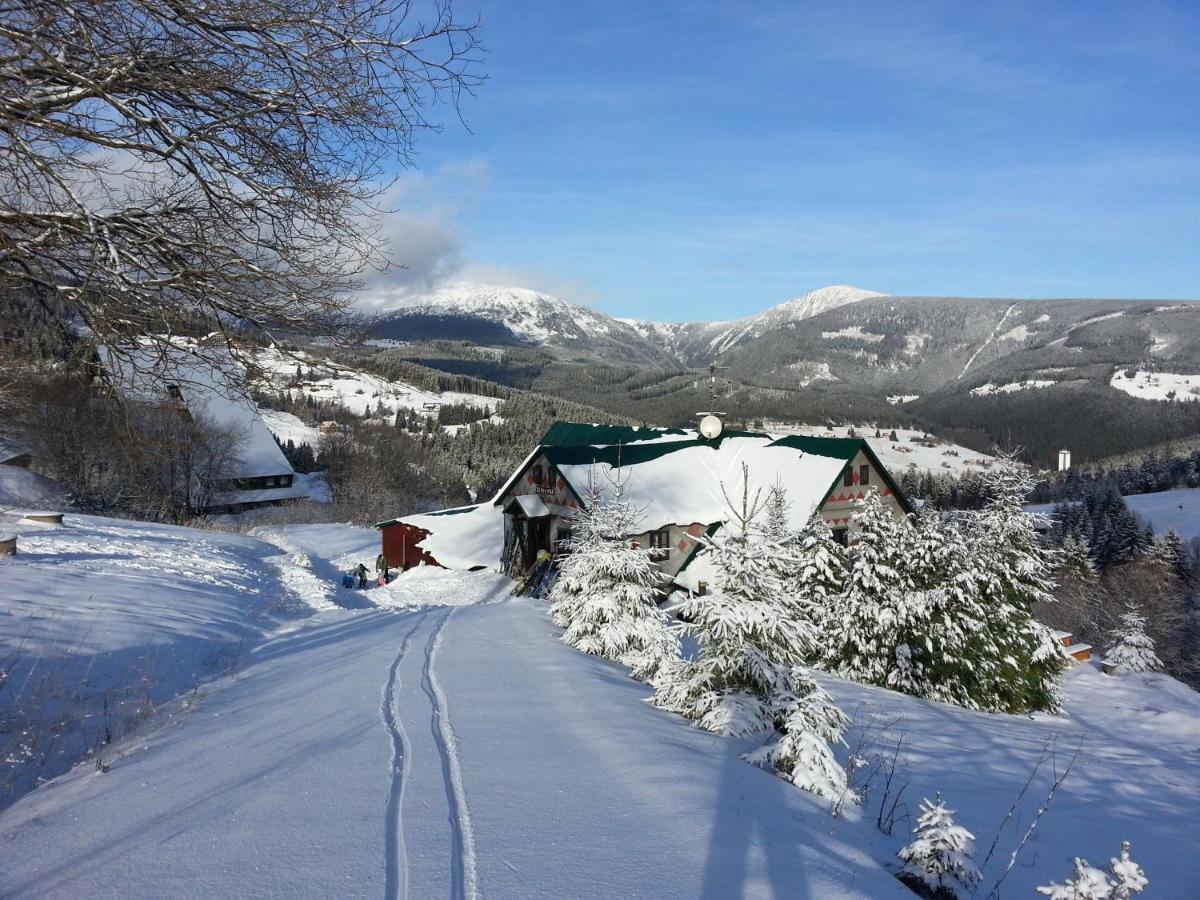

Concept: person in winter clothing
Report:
left=375, top=553, right=390, bottom=582
left=356, top=563, right=369, bottom=588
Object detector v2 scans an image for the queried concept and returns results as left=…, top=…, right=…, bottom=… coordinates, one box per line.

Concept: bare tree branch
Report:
left=1, top=0, right=483, bottom=380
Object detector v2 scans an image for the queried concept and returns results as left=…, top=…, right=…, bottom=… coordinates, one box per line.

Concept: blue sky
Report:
left=376, top=0, right=1200, bottom=321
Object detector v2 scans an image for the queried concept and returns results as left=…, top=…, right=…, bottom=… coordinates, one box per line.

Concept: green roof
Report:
left=519, top=421, right=912, bottom=515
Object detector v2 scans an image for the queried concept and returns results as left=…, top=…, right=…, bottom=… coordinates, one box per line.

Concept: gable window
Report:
left=531, top=464, right=544, bottom=486
left=859, top=464, right=870, bottom=485
left=648, top=528, right=671, bottom=560
left=843, top=468, right=854, bottom=487
left=832, top=527, right=849, bottom=547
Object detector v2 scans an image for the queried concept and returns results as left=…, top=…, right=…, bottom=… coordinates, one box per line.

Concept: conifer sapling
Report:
left=1105, top=610, right=1162, bottom=675
left=897, top=794, right=981, bottom=899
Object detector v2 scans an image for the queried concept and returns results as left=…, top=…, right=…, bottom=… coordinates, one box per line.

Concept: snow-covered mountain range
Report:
left=367, top=282, right=892, bottom=365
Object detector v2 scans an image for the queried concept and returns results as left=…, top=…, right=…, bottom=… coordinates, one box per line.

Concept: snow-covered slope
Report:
left=621, top=284, right=889, bottom=360
left=1110, top=368, right=1200, bottom=403
left=768, top=422, right=1000, bottom=477
left=369, top=282, right=890, bottom=365
left=379, top=282, right=617, bottom=344
left=253, top=346, right=501, bottom=424
left=2, top=533, right=1197, bottom=898
left=708, top=284, right=888, bottom=354
left=367, top=282, right=678, bottom=365
left=0, top=513, right=359, bottom=808
left=1027, top=486, right=1200, bottom=541
left=0, top=464, right=66, bottom=509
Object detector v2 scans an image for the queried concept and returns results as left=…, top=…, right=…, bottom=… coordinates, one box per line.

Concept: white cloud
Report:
left=352, top=160, right=491, bottom=312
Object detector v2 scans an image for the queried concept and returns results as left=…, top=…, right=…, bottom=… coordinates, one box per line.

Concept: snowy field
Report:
left=1110, top=368, right=1200, bottom=403
left=254, top=346, right=501, bottom=421
left=0, top=512, right=351, bottom=806
left=258, top=408, right=322, bottom=449
left=969, top=379, right=1055, bottom=396
left=767, top=422, right=999, bottom=477
left=1028, top=486, right=1200, bottom=541
left=2, top=517, right=1198, bottom=896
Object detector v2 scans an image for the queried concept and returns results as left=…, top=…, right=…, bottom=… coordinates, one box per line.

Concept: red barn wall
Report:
left=380, top=522, right=440, bottom=571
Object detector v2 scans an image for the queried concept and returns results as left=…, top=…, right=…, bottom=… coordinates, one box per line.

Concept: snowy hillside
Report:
left=621, top=284, right=889, bottom=358
left=1, top=522, right=1197, bottom=897
left=253, top=346, right=501, bottom=424
left=1028, top=486, right=1200, bottom=541
left=767, top=422, right=1000, bottom=477
left=365, top=282, right=677, bottom=365
left=708, top=284, right=888, bottom=354
left=1111, top=368, right=1200, bottom=403
left=376, top=282, right=618, bottom=344
left=0, top=512, right=357, bottom=807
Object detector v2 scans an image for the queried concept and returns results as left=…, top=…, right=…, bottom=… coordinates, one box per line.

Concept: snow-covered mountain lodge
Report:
left=98, top=339, right=316, bottom=511
left=377, top=421, right=911, bottom=589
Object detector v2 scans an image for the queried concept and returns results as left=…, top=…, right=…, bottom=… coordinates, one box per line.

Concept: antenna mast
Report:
left=695, top=356, right=729, bottom=438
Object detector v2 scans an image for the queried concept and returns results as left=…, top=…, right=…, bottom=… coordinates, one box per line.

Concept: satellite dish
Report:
left=699, top=414, right=724, bottom=440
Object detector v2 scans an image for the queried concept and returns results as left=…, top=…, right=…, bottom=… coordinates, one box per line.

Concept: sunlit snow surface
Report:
left=1, top=519, right=1198, bottom=898
left=1110, top=368, right=1200, bottom=402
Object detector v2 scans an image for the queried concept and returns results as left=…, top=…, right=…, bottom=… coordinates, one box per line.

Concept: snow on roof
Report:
left=547, top=435, right=849, bottom=536
left=99, top=339, right=293, bottom=480
left=381, top=504, right=504, bottom=570
left=0, top=436, right=30, bottom=464
left=508, top=494, right=551, bottom=518
left=0, top=464, right=66, bottom=509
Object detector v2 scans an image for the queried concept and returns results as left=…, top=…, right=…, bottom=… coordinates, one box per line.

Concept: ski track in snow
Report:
left=382, top=611, right=430, bottom=900
left=421, top=607, right=481, bottom=900
left=958, top=302, right=1017, bottom=379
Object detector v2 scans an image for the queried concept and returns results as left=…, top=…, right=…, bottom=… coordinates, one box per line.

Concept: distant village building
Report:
left=376, top=421, right=911, bottom=591
left=1058, top=449, right=1072, bottom=472
left=99, top=338, right=316, bottom=511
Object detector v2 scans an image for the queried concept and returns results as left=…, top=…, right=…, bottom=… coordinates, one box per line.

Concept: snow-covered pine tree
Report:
left=964, top=455, right=1066, bottom=713
left=1060, top=533, right=1098, bottom=582
left=741, top=666, right=851, bottom=801
left=821, top=490, right=919, bottom=686
left=897, top=794, right=981, bottom=899
left=761, top=483, right=843, bottom=661
left=1104, top=609, right=1163, bottom=675
left=1108, top=841, right=1149, bottom=899
left=791, top=513, right=848, bottom=654
left=653, top=465, right=852, bottom=803
left=1037, top=858, right=1118, bottom=900
left=548, top=465, right=679, bottom=683
left=654, top=464, right=808, bottom=733
left=1037, top=842, right=1148, bottom=899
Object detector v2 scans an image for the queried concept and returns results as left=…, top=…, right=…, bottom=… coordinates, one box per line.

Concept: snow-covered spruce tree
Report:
left=1037, top=841, right=1148, bottom=899
left=1108, top=841, right=1150, bottom=899
left=548, top=465, right=678, bottom=683
left=653, top=465, right=852, bottom=803
left=1105, top=609, right=1163, bottom=675
left=1060, top=533, right=1098, bottom=582
left=963, top=455, right=1067, bottom=713
left=896, top=794, right=981, bottom=899
left=761, top=483, right=844, bottom=660
left=822, top=490, right=920, bottom=686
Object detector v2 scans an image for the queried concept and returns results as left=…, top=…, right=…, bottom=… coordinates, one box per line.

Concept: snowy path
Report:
left=0, top=574, right=907, bottom=899
left=6, top=524, right=1196, bottom=898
